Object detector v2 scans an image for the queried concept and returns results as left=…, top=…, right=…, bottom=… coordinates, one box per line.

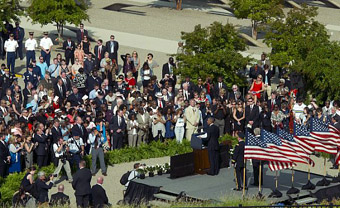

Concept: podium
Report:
left=191, top=133, right=210, bottom=174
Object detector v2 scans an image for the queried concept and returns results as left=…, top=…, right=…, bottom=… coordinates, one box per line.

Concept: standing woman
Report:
left=12, top=93, right=23, bottom=117
left=152, top=108, right=166, bottom=141
left=140, top=62, right=153, bottom=90
left=104, top=58, right=116, bottom=87
left=121, top=53, right=134, bottom=76
left=233, top=101, right=245, bottom=135
left=59, top=59, right=72, bottom=79
left=127, top=114, right=139, bottom=147
left=146, top=53, right=159, bottom=72
left=74, top=44, right=85, bottom=66
left=271, top=104, right=285, bottom=132
left=81, top=35, right=91, bottom=58
left=174, top=108, right=185, bottom=143
left=260, top=104, right=272, bottom=132
left=73, top=68, right=87, bottom=95
left=100, top=52, right=111, bottom=79
left=131, top=51, right=140, bottom=81
left=164, top=108, right=175, bottom=140
left=248, top=74, right=265, bottom=103
left=24, top=136, right=35, bottom=169
left=8, top=136, right=24, bottom=173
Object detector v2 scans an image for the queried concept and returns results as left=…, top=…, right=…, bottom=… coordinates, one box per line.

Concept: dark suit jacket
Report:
left=94, top=45, right=107, bottom=64
left=249, top=66, right=263, bottom=80
left=202, top=124, right=220, bottom=151
left=72, top=168, right=92, bottom=196
left=245, top=105, right=260, bottom=128
left=67, top=93, right=83, bottom=107
left=267, top=98, right=281, bottom=112
left=50, top=192, right=70, bottom=206
left=51, top=126, right=62, bottom=144
left=84, top=59, right=95, bottom=75
left=76, top=29, right=88, bottom=43
left=86, top=76, right=102, bottom=92
left=232, top=140, right=245, bottom=168
left=54, top=84, right=67, bottom=101
left=91, top=184, right=109, bottom=208
left=0, top=141, right=10, bottom=167
left=93, top=97, right=106, bottom=109
left=213, top=82, right=228, bottom=98
left=61, top=77, right=72, bottom=92
left=261, top=70, right=273, bottom=85
left=105, top=41, right=119, bottom=60
left=36, top=179, right=53, bottom=203
left=12, top=26, right=25, bottom=42
left=62, top=40, right=76, bottom=58
left=109, top=115, right=126, bottom=133
left=162, top=63, right=176, bottom=78
left=71, top=124, right=88, bottom=139
left=33, top=133, right=48, bottom=156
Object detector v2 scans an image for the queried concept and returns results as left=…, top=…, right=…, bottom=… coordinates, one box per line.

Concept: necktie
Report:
left=118, top=117, right=121, bottom=126
left=95, top=136, right=99, bottom=149
left=98, top=47, right=101, bottom=59
left=271, top=101, right=274, bottom=110
left=193, top=108, right=196, bottom=113
left=79, top=124, right=83, bottom=135
left=111, top=42, right=114, bottom=53
left=81, top=30, right=84, bottom=40
left=159, top=101, right=162, bottom=108
left=59, top=86, right=63, bottom=95
left=16, top=29, right=19, bottom=40
left=8, top=96, right=11, bottom=104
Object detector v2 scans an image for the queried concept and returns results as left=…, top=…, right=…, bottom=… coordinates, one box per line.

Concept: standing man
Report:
left=52, top=137, right=73, bottom=182
left=184, top=99, right=200, bottom=141
left=232, top=132, right=246, bottom=191
left=4, top=34, right=18, bottom=75
left=36, top=56, right=48, bottom=80
left=67, top=133, right=85, bottom=170
left=94, top=39, right=106, bottom=68
left=76, top=23, right=88, bottom=44
left=201, top=118, right=220, bottom=175
left=63, top=37, right=75, bottom=65
left=12, top=22, right=24, bottom=60
left=136, top=107, right=150, bottom=145
left=25, top=32, right=37, bottom=67
left=88, top=128, right=107, bottom=176
left=105, top=35, right=119, bottom=64
left=245, top=97, right=260, bottom=132
left=72, top=160, right=92, bottom=208
left=0, top=133, right=10, bottom=178
left=40, top=32, right=53, bottom=67
left=34, top=127, right=48, bottom=168
left=109, top=109, right=126, bottom=149
left=23, top=64, right=39, bottom=88
left=91, top=176, right=109, bottom=208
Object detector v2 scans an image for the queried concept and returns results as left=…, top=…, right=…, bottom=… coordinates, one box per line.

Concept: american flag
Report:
left=294, top=122, right=337, bottom=154
left=310, top=118, right=340, bottom=147
left=245, top=132, right=294, bottom=171
left=277, top=128, right=315, bottom=166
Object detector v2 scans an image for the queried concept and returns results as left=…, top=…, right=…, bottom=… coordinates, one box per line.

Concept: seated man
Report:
left=50, top=184, right=70, bottom=206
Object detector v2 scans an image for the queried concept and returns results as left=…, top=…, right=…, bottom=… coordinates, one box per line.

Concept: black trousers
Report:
left=37, top=155, right=48, bottom=168
left=76, top=194, right=89, bottom=208
left=236, top=166, right=246, bottom=188
left=66, top=54, right=75, bottom=65
left=253, top=164, right=263, bottom=185
left=112, top=133, right=123, bottom=149
left=0, top=164, right=8, bottom=178
left=208, top=149, right=219, bottom=175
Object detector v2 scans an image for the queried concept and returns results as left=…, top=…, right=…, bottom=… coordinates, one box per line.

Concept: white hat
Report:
left=55, top=109, right=61, bottom=113
left=82, top=95, right=89, bottom=100
left=53, top=96, right=59, bottom=102
left=155, top=92, right=162, bottom=98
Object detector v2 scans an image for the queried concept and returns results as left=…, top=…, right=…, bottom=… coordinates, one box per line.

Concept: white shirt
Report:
left=4, top=39, right=18, bottom=52
left=293, top=103, right=306, bottom=119
left=40, top=37, right=53, bottom=50
left=68, top=138, right=84, bottom=153
left=129, top=120, right=138, bottom=135
left=25, top=38, right=38, bottom=51
left=53, top=143, right=65, bottom=158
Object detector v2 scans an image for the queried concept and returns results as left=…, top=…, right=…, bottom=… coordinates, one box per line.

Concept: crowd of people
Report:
left=0, top=21, right=340, bottom=206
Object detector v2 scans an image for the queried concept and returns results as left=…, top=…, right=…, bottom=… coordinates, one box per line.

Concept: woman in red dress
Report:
left=248, top=74, right=265, bottom=103
left=125, top=71, right=136, bottom=91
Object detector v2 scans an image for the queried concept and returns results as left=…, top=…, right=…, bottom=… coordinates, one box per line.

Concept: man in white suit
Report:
left=184, top=99, right=200, bottom=141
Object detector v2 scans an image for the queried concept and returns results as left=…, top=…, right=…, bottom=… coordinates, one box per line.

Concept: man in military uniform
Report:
left=0, top=68, right=14, bottom=98
left=232, top=132, right=246, bottom=191
left=23, top=64, right=39, bottom=88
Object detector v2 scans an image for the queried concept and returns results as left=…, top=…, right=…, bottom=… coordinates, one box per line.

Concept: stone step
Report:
left=154, top=193, right=178, bottom=202
left=295, top=197, right=318, bottom=205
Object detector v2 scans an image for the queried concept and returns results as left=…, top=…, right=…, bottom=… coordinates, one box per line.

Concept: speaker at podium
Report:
left=190, top=132, right=210, bottom=174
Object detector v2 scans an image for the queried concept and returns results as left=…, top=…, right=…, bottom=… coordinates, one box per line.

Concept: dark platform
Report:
left=133, top=166, right=339, bottom=203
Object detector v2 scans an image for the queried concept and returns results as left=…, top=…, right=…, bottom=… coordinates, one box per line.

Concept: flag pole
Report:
left=287, top=167, right=299, bottom=194
left=269, top=170, right=282, bottom=198
left=258, top=161, right=262, bottom=193
left=316, top=157, right=331, bottom=186
left=242, top=158, right=246, bottom=198
left=302, top=158, right=315, bottom=190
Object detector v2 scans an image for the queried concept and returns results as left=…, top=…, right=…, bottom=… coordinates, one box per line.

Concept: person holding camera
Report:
left=88, top=128, right=107, bottom=176
left=35, top=171, right=54, bottom=205
left=68, top=132, right=85, bottom=169
left=52, top=137, right=73, bottom=182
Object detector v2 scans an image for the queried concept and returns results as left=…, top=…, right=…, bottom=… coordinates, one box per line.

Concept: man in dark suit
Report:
left=93, top=90, right=106, bottom=110
left=94, top=39, right=106, bottom=68
left=91, top=176, right=109, bottom=208
left=249, top=62, right=263, bottom=81
left=67, top=87, right=83, bottom=107
left=22, top=82, right=33, bottom=108
left=232, top=132, right=246, bottom=191
left=72, top=160, right=92, bottom=208
left=33, top=127, right=48, bottom=168
left=245, top=97, right=260, bottom=131
left=84, top=53, right=95, bottom=75
left=51, top=119, right=62, bottom=144
left=71, top=116, right=88, bottom=140
left=86, top=70, right=102, bottom=93
left=12, top=22, right=25, bottom=60
left=60, top=71, right=72, bottom=92
left=76, top=23, right=88, bottom=44
left=193, top=77, right=205, bottom=95
left=62, top=37, right=76, bottom=65
left=105, top=35, right=119, bottom=64
left=201, top=117, right=220, bottom=175
left=36, top=171, right=54, bottom=204
left=54, top=78, right=66, bottom=104
left=109, top=109, right=126, bottom=149
left=267, top=92, right=280, bottom=112
left=214, top=76, right=228, bottom=99
left=162, top=57, right=175, bottom=79
left=0, top=133, right=10, bottom=177
left=50, top=184, right=70, bottom=206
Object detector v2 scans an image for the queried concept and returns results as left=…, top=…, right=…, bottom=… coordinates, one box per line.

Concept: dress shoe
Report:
left=92, top=174, right=96, bottom=176
left=233, top=188, right=241, bottom=191
left=103, top=173, right=107, bottom=176
left=330, top=166, right=338, bottom=169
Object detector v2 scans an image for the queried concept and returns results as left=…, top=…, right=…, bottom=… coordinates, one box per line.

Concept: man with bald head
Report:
left=50, top=184, right=70, bottom=206
left=91, top=176, right=109, bottom=208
